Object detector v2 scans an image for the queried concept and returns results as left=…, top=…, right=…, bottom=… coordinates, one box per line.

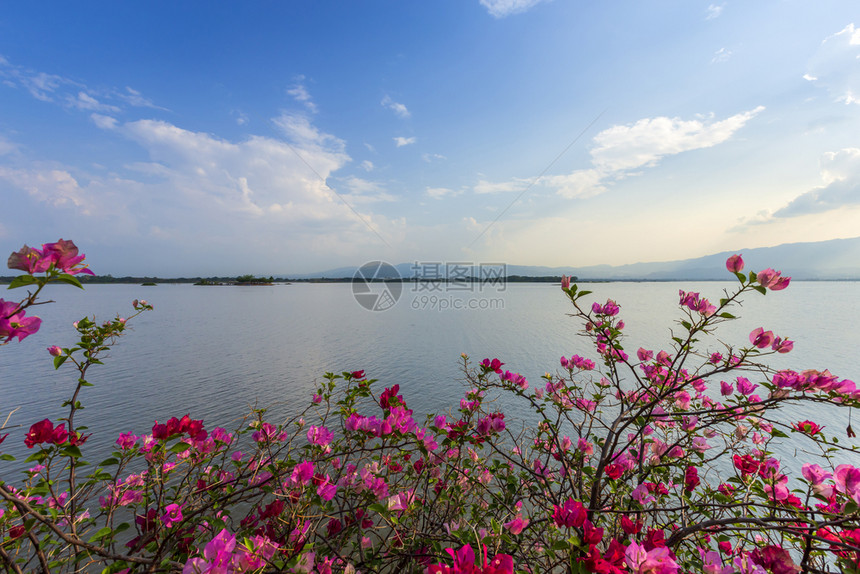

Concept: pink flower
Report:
left=726, top=254, right=744, bottom=273
left=625, top=541, right=679, bottom=574
left=792, top=420, right=823, bottom=436
left=307, top=425, right=334, bottom=446
left=756, top=268, right=790, bottom=291
left=503, top=515, right=529, bottom=535
left=735, top=377, right=758, bottom=396
left=0, top=299, right=42, bottom=343
left=161, top=503, right=183, bottom=528
left=802, top=463, right=832, bottom=486
left=116, top=432, right=139, bottom=450
left=41, top=239, right=95, bottom=275
left=561, top=275, right=571, bottom=290
left=47, top=345, right=62, bottom=357
left=720, top=381, right=734, bottom=395
left=291, top=460, right=315, bottom=486
left=834, top=465, right=860, bottom=503
left=771, top=337, right=794, bottom=353
left=749, top=328, right=774, bottom=349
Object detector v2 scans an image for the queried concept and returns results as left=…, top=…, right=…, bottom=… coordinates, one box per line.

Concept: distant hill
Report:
left=289, top=236, right=860, bottom=281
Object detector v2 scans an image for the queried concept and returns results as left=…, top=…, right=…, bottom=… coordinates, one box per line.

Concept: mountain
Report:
left=287, top=236, right=860, bottom=281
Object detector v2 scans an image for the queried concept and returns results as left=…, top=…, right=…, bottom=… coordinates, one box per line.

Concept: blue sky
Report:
left=1, top=1, right=859, bottom=276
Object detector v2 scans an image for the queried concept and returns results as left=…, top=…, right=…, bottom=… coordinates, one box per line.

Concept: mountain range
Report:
left=289, top=236, right=860, bottom=281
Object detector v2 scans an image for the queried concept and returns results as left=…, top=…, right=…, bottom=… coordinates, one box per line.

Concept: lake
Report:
left=2, top=280, right=859, bottom=469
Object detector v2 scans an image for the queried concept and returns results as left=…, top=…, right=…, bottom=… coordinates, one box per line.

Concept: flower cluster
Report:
left=3, top=245, right=860, bottom=573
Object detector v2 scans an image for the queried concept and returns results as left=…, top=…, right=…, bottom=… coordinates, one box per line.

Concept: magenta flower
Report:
left=291, top=460, right=315, bottom=486
left=47, top=345, right=62, bottom=357
left=307, top=425, right=333, bottom=446
left=726, top=254, right=744, bottom=273
left=24, top=419, right=55, bottom=448
left=624, top=542, right=680, bottom=574
left=560, top=275, right=571, bottom=290
left=41, top=239, right=94, bottom=275
left=552, top=498, right=587, bottom=528
left=802, top=463, right=832, bottom=485
left=749, top=327, right=774, bottom=349
left=771, top=336, right=794, bottom=353
left=0, top=299, right=42, bottom=343
left=834, top=465, right=860, bottom=503
left=503, top=515, right=529, bottom=535
left=756, top=268, right=791, bottom=291
left=161, top=503, right=183, bottom=528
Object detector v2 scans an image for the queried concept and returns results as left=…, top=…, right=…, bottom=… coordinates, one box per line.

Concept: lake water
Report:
left=2, top=280, right=859, bottom=468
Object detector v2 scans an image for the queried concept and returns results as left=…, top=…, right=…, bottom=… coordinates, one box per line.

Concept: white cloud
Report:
left=0, top=166, right=89, bottom=211
left=287, top=77, right=318, bottom=113
left=394, top=136, right=416, bottom=147
left=473, top=178, right=529, bottom=194
left=711, top=48, right=732, bottom=64
left=706, top=4, right=724, bottom=20
left=422, top=153, right=446, bottom=163
left=360, top=160, right=374, bottom=172
left=381, top=95, right=410, bottom=118
left=535, top=107, right=764, bottom=199
left=589, top=107, right=764, bottom=172
left=773, top=148, right=860, bottom=217
left=542, top=169, right=607, bottom=199
left=426, top=186, right=460, bottom=199
left=273, top=113, right=347, bottom=154
left=90, top=113, right=118, bottom=130
left=69, top=91, right=121, bottom=113
left=807, top=23, right=860, bottom=105
left=479, top=0, right=548, bottom=18
left=118, top=86, right=161, bottom=109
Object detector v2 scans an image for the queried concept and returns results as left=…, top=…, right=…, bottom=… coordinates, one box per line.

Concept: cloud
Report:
left=287, top=77, right=318, bottom=113
left=426, top=186, right=460, bottom=199
left=422, top=152, right=446, bottom=163
left=711, top=48, right=732, bottom=64
left=0, top=166, right=90, bottom=211
left=90, top=113, right=118, bottom=130
left=542, top=169, right=607, bottom=199
left=118, top=86, right=161, bottom=109
left=706, top=3, right=724, bottom=20
left=69, top=91, right=121, bottom=113
left=0, top=57, right=161, bottom=112
left=473, top=178, right=529, bottom=194
left=360, top=160, right=374, bottom=172
left=479, top=0, right=548, bottom=18
left=394, top=136, right=416, bottom=147
left=773, top=148, right=860, bottom=217
left=381, top=95, right=410, bottom=118
left=273, top=113, right=347, bottom=154
left=807, top=23, right=860, bottom=105
left=589, top=107, right=764, bottom=172
left=538, top=107, right=764, bottom=199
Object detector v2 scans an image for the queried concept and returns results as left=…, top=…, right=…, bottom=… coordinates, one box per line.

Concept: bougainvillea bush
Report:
left=2, top=241, right=860, bottom=573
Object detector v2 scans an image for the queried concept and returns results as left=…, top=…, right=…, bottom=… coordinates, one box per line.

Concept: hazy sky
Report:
left=1, top=1, right=859, bottom=276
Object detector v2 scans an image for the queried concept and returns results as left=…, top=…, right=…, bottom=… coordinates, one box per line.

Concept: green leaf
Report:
left=7, top=274, right=38, bottom=289
left=54, top=274, right=84, bottom=289
left=0, top=454, right=15, bottom=461
left=753, top=285, right=767, bottom=295
left=771, top=429, right=789, bottom=439
left=88, top=526, right=113, bottom=542
left=62, top=445, right=83, bottom=458
left=169, top=442, right=191, bottom=454
left=719, top=312, right=736, bottom=319
left=99, top=457, right=120, bottom=466
left=53, top=355, right=69, bottom=370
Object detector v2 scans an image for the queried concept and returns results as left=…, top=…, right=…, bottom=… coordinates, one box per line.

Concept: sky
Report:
left=1, top=1, right=859, bottom=277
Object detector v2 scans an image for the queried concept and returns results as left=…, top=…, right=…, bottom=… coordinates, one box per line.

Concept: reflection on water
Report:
left=1, top=281, right=858, bottom=471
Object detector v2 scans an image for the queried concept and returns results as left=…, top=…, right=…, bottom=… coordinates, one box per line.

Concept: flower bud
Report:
left=47, top=345, right=62, bottom=357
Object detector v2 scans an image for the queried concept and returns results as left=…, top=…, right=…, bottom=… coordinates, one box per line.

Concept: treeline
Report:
left=0, top=274, right=574, bottom=285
